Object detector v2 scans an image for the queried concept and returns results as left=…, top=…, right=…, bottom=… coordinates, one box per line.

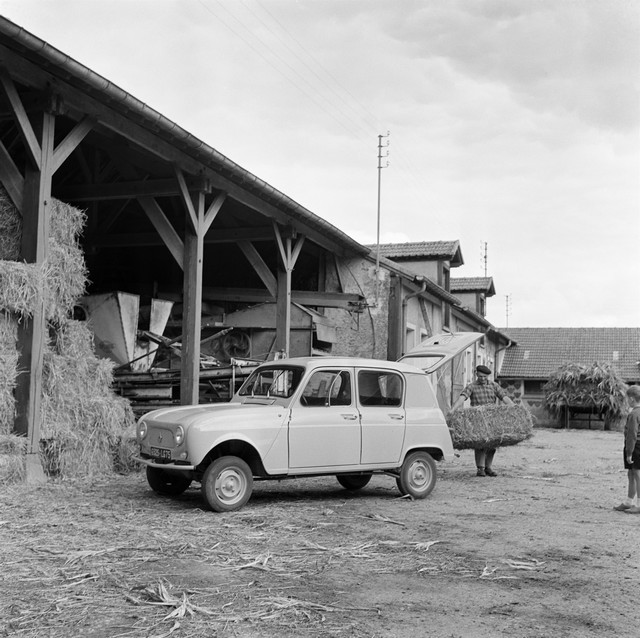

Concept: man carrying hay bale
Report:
left=451, top=364, right=514, bottom=477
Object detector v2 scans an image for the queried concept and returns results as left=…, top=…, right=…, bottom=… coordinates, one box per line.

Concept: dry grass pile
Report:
left=0, top=260, right=44, bottom=317
left=39, top=319, right=136, bottom=477
left=0, top=313, right=18, bottom=436
left=0, top=187, right=88, bottom=323
left=447, top=403, right=534, bottom=450
left=0, top=434, right=26, bottom=483
left=0, top=185, right=21, bottom=260
left=0, top=185, right=136, bottom=480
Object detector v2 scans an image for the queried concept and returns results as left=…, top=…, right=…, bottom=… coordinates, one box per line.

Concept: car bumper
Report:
left=133, top=456, right=196, bottom=471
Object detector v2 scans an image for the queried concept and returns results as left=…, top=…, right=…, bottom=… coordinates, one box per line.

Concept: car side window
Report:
left=300, top=370, right=351, bottom=407
left=358, top=371, right=403, bottom=407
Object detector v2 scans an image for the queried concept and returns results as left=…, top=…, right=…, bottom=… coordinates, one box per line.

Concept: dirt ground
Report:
left=1, top=427, right=639, bottom=638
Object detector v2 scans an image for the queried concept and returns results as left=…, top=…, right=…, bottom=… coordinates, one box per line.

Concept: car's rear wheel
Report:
left=201, top=456, right=253, bottom=512
left=336, top=473, right=372, bottom=491
left=146, top=466, right=192, bottom=496
left=396, top=452, right=437, bottom=499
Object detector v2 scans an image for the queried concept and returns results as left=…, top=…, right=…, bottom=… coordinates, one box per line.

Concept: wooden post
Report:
left=275, top=266, right=292, bottom=356
left=13, top=112, right=55, bottom=483
left=273, top=224, right=304, bottom=358
left=180, top=190, right=204, bottom=405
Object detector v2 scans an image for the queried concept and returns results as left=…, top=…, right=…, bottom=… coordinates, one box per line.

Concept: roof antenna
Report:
left=480, top=241, right=488, bottom=277
left=375, top=131, right=390, bottom=305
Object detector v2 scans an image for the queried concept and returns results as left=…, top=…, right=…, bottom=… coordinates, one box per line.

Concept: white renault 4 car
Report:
left=135, top=357, right=454, bottom=512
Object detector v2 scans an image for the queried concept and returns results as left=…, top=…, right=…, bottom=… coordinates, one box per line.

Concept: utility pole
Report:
left=375, top=131, right=390, bottom=304
left=505, top=294, right=512, bottom=327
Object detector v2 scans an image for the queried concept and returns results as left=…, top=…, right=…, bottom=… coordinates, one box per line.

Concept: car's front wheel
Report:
left=396, top=451, right=437, bottom=499
left=336, top=473, right=372, bottom=491
left=201, top=456, right=253, bottom=512
left=146, top=466, right=192, bottom=496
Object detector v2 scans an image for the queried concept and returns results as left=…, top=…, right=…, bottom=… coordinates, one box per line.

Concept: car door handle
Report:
left=341, top=414, right=359, bottom=420
left=388, top=413, right=404, bottom=420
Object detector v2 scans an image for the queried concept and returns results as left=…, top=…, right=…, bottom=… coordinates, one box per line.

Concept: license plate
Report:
left=150, top=447, right=172, bottom=460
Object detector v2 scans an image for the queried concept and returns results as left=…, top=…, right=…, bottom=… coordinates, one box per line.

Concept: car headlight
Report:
left=137, top=421, right=147, bottom=441
left=175, top=426, right=185, bottom=446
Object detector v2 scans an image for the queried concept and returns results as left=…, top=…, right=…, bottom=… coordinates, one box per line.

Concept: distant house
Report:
left=498, top=327, right=640, bottom=427
left=362, top=241, right=511, bottom=408
left=450, top=277, right=496, bottom=318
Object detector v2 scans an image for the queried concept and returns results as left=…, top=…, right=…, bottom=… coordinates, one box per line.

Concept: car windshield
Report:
left=237, top=366, right=305, bottom=399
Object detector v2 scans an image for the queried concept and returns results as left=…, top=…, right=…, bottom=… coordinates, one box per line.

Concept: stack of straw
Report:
left=0, top=186, right=136, bottom=482
left=446, top=404, right=534, bottom=450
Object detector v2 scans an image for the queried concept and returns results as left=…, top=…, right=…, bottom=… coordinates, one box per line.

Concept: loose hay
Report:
left=0, top=260, right=44, bottom=317
left=0, top=353, right=18, bottom=436
left=0, top=184, right=133, bottom=481
left=0, top=185, right=21, bottom=261
left=446, top=404, right=534, bottom=450
left=0, top=434, right=26, bottom=483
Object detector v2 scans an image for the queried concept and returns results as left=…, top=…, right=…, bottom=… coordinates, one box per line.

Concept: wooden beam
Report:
left=13, top=111, right=55, bottom=482
left=203, top=190, right=226, bottom=234
left=0, top=138, right=24, bottom=210
left=200, top=287, right=363, bottom=308
left=51, top=115, right=94, bottom=173
left=137, top=196, right=184, bottom=268
left=238, top=241, right=277, bottom=297
left=89, top=226, right=273, bottom=247
left=58, top=176, right=210, bottom=201
left=174, top=166, right=198, bottom=232
left=276, top=268, right=292, bottom=356
left=0, top=66, right=41, bottom=169
left=181, top=191, right=204, bottom=405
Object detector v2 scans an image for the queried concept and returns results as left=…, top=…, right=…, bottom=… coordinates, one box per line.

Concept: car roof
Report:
left=259, top=356, right=427, bottom=375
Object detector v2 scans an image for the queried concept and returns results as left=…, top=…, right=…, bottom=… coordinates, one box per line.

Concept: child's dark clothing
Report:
left=623, top=405, right=640, bottom=470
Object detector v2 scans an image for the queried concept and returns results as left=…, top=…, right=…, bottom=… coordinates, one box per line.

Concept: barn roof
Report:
left=498, top=327, right=640, bottom=382
left=0, top=16, right=367, bottom=256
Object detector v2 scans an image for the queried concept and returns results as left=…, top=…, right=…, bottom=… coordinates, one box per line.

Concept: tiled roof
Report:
left=450, top=277, right=495, bottom=295
left=367, top=241, right=462, bottom=264
left=498, top=328, right=640, bottom=382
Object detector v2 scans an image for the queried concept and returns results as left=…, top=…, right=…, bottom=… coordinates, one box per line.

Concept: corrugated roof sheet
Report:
left=367, top=241, right=461, bottom=261
left=450, top=277, right=495, bottom=294
left=498, top=327, right=640, bottom=382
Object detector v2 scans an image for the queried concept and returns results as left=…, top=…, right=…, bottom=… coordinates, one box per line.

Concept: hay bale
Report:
left=0, top=352, right=18, bottom=436
left=0, top=187, right=88, bottom=322
left=0, top=311, right=17, bottom=350
left=0, top=185, right=21, bottom=261
left=447, top=404, right=534, bottom=450
left=0, top=186, right=85, bottom=259
left=45, top=242, right=88, bottom=323
left=40, top=394, right=135, bottom=478
left=0, top=260, right=44, bottom=317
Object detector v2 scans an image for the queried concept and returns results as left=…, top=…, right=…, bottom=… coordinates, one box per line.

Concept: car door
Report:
left=357, top=369, right=406, bottom=465
left=288, top=368, right=361, bottom=469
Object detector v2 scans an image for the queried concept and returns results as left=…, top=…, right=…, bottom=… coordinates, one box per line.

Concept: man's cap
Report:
left=476, top=364, right=492, bottom=375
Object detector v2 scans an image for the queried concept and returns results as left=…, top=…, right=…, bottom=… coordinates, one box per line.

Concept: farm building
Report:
left=497, top=327, right=640, bottom=428
left=0, top=16, right=511, bottom=480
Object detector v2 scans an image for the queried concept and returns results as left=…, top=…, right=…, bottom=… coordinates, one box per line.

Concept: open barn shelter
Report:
left=0, top=17, right=371, bottom=465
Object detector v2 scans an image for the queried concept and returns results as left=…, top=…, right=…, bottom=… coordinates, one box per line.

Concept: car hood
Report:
left=141, top=402, right=282, bottom=428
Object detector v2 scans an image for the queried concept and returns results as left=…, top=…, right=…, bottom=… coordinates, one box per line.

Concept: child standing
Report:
left=614, top=385, right=640, bottom=513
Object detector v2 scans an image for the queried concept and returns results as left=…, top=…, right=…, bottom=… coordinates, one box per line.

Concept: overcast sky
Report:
left=2, top=0, right=639, bottom=328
